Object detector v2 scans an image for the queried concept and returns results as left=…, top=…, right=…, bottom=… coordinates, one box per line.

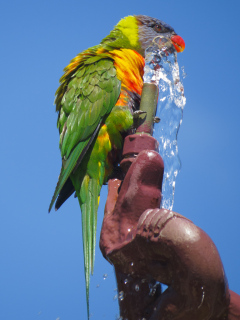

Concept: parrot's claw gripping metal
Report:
left=133, top=110, right=147, bottom=118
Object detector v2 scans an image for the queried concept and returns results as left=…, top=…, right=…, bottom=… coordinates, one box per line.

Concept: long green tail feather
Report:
left=78, top=176, right=100, bottom=319
left=90, top=178, right=99, bottom=273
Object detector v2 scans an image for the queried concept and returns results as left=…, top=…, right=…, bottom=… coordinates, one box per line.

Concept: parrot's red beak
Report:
left=171, top=35, right=185, bottom=53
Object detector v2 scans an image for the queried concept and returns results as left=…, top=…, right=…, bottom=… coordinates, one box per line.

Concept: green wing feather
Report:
left=49, top=57, right=121, bottom=212
left=49, top=55, right=121, bottom=318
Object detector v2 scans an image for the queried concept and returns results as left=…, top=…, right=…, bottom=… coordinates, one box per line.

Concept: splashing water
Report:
left=118, top=291, right=124, bottom=301
left=103, top=273, right=108, bottom=280
left=135, top=284, right=140, bottom=292
left=144, top=36, right=186, bottom=210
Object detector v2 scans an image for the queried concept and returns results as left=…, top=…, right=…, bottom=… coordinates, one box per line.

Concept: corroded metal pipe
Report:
left=136, top=83, right=159, bottom=135
left=100, top=149, right=240, bottom=319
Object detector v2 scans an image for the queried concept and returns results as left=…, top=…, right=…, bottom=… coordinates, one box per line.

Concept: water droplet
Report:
left=149, top=287, right=156, bottom=296
left=118, top=291, right=124, bottom=301
left=96, top=284, right=100, bottom=288
left=181, top=66, right=187, bottom=78
left=149, top=284, right=158, bottom=296
left=130, top=262, right=134, bottom=267
left=113, top=294, right=118, bottom=301
left=124, top=279, right=128, bottom=285
left=135, top=284, right=139, bottom=292
left=103, top=273, right=108, bottom=280
left=160, top=96, right=166, bottom=102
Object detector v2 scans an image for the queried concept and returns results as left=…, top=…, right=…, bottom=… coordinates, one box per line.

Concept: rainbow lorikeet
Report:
left=49, top=15, right=185, bottom=316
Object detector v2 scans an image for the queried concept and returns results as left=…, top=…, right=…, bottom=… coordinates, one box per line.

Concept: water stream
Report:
left=144, top=36, right=186, bottom=210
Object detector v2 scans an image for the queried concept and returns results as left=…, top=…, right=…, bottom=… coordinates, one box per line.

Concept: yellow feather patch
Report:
left=96, top=48, right=106, bottom=54
left=97, top=125, right=112, bottom=152
left=108, top=49, right=144, bottom=95
left=117, top=16, right=139, bottom=47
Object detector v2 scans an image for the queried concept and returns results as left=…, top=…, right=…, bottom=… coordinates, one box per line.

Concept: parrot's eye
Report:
left=154, top=24, right=162, bottom=32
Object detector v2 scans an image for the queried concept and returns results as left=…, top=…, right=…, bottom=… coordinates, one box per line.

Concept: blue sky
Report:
left=1, top=0, right=240, bottom=319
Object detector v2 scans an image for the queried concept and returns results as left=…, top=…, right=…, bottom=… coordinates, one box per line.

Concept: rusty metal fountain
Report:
left=99, top=37, right=240, bottom=320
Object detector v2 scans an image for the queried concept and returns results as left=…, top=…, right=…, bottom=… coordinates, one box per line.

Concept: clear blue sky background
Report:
left=1, top=0, right=240, bottom=319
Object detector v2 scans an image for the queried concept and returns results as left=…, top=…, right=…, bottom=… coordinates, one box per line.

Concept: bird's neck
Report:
left=100, top=16, right=141, bottom=53
left=108, top=48, right=144, bottom=97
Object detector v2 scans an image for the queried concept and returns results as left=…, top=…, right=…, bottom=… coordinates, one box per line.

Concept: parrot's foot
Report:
left=133, top=110, right=147, bottom=118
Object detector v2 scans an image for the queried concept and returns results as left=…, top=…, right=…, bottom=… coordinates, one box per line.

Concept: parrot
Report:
left=49, top=15, right=185, bottom=317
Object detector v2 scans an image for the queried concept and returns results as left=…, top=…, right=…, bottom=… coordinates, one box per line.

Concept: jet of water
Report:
left=144, top=36, right=186, bottom=210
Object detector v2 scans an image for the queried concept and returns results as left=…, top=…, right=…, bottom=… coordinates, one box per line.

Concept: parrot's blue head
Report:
left=101, top=15, right=185, bottom=57
left=135, top=15, right=185, bottom=56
